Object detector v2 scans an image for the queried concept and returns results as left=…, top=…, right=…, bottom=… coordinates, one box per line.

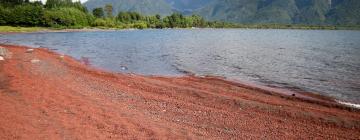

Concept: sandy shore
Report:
left=0, top=45, right=359, bottom=139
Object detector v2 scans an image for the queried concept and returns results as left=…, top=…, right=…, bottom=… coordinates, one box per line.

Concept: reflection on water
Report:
left=1, top=29, right=360, bottom=103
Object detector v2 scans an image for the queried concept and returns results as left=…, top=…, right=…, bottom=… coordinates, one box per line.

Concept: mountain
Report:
left=84, top=0, right=173, bottom=16
left=325, top=0, right=360, bottom=25
left=84, top=0, right=213, bottom=16
left=165, top=0, right=214, bottom=13
left=84, top=0, right=360, bottom=25
left=195, top=0, right=360, bottom=25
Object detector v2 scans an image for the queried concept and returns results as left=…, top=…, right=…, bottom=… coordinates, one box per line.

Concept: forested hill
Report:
left=85, top=0, right=360, bottom=25
left=196, top=0, right=360, bottom=25
left=84, top=0, right=173, bottom=16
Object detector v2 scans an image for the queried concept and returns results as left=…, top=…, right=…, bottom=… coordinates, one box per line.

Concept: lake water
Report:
left=1, top=29, right=360, bottom=103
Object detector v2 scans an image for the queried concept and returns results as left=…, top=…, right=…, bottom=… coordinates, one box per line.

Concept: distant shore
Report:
left=0, top=44, right=359, bottom=139
left=1, top=25, right=360, bottom=34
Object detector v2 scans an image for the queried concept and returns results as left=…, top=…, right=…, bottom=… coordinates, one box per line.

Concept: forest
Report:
left=0, top=0, right=358, bottom=30
left=0, top=0, right=231, bottom=29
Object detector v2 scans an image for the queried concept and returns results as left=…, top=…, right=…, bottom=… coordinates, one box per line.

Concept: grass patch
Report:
left=0, top=26, right=47, bottom=33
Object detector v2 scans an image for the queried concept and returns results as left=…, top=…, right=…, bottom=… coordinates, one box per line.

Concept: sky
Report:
left=33, top=0, right=88, bottom=4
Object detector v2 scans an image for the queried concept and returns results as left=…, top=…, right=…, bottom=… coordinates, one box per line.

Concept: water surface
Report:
left=1, top=29, right=359, bottom=103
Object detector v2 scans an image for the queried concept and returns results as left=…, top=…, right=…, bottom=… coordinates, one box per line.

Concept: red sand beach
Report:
left=0, top=45, right=359, bottom=139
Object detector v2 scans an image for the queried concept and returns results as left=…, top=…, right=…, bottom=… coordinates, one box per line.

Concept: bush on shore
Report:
left=91, top=18, right=116, bottom=28
left=0, top=5, right=10, bottom=25
left=43, top=8, right=92, bottom=27
left=11, top=4, right=45, bottom=26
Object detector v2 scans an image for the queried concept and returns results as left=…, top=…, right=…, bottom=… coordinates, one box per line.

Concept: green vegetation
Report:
left=43, top=7, right=93, bottom=28
left=195, top=0, right=360, bottom=25
left=0, top=0, right=359, bottom=31
left=84, top=0, right=173, bottom=16
left=220, top=23, right=360, bottom=30
left=0, top=0, right=223, bottom=29
left=0, top=0, right=92, bottom=28
left=85, top=0, right=360, bottom=26
left=104, top=4, right=113, bottom=18
left=0, top=26, right=46, bottom=32
left=92, top=8, right=104, bottom=18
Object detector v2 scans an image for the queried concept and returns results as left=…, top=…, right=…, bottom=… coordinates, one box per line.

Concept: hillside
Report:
left=84, top=0, right=360, bottom=25
left=84, top=0, right=173, bottom=16
left=165, top=0, right=214, bottom=13
left=196, top=0, right=360, bottom=25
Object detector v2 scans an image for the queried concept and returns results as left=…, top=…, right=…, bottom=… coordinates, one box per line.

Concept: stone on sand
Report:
left=31, top=59, right=40, bottom=63
left=0, top=47, right=8, bottom=56
left=26, top=48, right=34, bottom=53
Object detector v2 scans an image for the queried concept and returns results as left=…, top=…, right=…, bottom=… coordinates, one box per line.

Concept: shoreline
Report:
left=1, top=25, right=360, bottom=35
left=0, top=43, right=355, bottom=109
left=2, top=41, right=357, bottom=109
left=0, top=45, right=360, bottom=139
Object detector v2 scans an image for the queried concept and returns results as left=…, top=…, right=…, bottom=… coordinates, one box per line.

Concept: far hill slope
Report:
left=195, top=0, right=360, bottom=25
left=84, top=0, right=360, bottom=25
left=165, top=0, right=214, bottom=13
left=84, top=0, right=173, bottom=16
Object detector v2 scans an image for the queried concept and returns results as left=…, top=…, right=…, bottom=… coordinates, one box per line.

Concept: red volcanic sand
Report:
left=0, top=45, right=359, bottom=139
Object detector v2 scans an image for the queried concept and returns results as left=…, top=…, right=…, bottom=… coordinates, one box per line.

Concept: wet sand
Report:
left=0, top=45, right=359, bottom=139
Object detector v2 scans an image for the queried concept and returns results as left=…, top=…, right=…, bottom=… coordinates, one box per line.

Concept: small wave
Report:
left=171, top=63, right=194, bottom=75
left=336, top=100, right=360, bottom=109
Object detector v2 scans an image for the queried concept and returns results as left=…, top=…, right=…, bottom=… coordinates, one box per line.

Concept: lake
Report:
left=1, top=29, right=360, bottom=103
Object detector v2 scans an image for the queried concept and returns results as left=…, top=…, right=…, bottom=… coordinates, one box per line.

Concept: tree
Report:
left=117, top=12, right=131, bottom=23
left=116, top=11, right=143, bottom=23
left=129, top=12, right=142, bottom=21
left=0, top=5, right=10, bottom=25
left=191, top=15, right=206, bottom=27
left=165, top=13, right=186, bottom=28
left=45, top=0, right=61, bottom=8
left=155, top=14, right=161, bottom=20
left=104, top=4, right=113, bottom=18
left=44, top=7, right=91, bottom=27
left=45, top=0, right=87, bottom=12
left=0, top=0, right=24, bottom=6
left=91, top=18, right=116, bottom=27
left=11, top=4, right=45, bottom=26
left=72, top=1, right=87, bottom=13
left=92, top=7, right=104, bottom=18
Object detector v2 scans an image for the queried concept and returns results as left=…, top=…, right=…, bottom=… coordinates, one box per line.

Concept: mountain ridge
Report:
left=84, top=0, right=360, bottom=25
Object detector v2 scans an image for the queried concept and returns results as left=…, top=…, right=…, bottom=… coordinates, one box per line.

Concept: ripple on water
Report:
left=1, top=29, right=359, bottom=103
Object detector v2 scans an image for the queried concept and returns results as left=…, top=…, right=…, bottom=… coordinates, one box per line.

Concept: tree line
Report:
left=0, top=0, right=233, bottom=29
left=2, top=0, right=353, bottom=30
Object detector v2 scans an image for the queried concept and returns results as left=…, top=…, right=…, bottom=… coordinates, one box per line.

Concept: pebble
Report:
left=26, top=48, right=34, bottom=53
left=31, top=59, right=40, bottom=63
left=0, top=56, right=4, bottom=61
left=120, top=65, right=128, bottom=70
left=0, top=47, right=8, bottom=56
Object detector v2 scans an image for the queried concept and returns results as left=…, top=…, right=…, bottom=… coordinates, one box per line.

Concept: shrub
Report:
left=91, top=18, right=116, bottom=28
left=0, top=5, right=11, bottom=25
left=10, top=4, right=45, bottom=26
left=133, top=22, right=147, bottom=29
left=44, top=7, right=90, bottom=27
left=92, top=7, right=104, bottom=18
